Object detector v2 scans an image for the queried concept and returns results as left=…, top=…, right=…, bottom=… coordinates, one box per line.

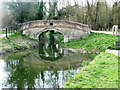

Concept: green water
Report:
left=0, top=30, right=97, bottom=88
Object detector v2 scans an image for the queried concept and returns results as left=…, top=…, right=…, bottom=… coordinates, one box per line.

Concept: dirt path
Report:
left=106, top=50, right=120, bottom=57
left=0, top=34, right=7, bottom=38
left=0, top=34, right=11, bottom=39
left=91, top=30, right=120, bottom=36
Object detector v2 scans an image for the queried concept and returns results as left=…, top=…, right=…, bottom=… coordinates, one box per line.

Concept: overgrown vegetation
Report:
left=1, top=32, right=38, bottom=51
left=65, top=52, right=118, bottom=88
left=64, top=32, right=118, bottom=52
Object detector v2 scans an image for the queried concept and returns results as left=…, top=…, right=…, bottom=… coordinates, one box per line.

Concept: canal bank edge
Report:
left=65, top=52, right=119, bottom=88
left=0, top=33, right=39, bottom=55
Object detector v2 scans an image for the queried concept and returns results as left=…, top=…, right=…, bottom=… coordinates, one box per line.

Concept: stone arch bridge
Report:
left=18, top=20, right=90, bottom=42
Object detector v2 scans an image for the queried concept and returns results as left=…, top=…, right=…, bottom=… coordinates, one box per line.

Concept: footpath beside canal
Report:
left=106, top=50, right=120, bottom=56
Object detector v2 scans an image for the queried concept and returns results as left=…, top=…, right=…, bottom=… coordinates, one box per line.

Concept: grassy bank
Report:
left=65, top=52, right=118, bottom=88
left=0, top=32, right=38, bottom=52
left=118, top=29, right=120, bottom=32
left=64, top=32, right=117, bottom=52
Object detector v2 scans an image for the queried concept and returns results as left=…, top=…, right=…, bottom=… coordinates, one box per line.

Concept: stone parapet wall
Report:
left=18, top=20, right=90, bottom=42
left=18, top=20, right=90, bottom=32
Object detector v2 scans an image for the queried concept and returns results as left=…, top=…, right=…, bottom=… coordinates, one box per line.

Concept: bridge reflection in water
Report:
left=38, top=30, right=64, bottom=61
left=1, top=30, right=97, bottom=88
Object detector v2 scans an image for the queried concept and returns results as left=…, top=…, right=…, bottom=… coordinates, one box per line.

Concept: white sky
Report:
left=44, top=0, right=120, bottom=8
left=0, top=0, right=119, bottom=5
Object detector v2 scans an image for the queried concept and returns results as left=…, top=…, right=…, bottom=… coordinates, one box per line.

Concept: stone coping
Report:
left=18, top=20, right=89, bottom=27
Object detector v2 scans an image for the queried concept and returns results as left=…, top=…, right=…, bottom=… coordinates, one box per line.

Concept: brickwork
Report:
left=18, top=20, right=90, bottom=42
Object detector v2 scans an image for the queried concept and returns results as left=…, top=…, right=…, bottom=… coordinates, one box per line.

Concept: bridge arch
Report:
left=18, top=20, right=90, bottom=42
left=37, top=28, right=68, bottom=43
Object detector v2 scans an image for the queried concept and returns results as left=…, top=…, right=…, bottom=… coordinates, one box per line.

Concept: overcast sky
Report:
left=1, top=0, right=119, bottom=5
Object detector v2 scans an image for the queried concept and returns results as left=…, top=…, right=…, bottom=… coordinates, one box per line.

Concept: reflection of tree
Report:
left=4, top=58, right=40, bottom=88
left=39, top=30, right=64, bottom=61
left=3, top=52, right=67, bottom=88
left=45, top=70, right=59, bottom=88
left=4, top=56, right=80, bottom=88
left=2, top=42, right=97, bottom=88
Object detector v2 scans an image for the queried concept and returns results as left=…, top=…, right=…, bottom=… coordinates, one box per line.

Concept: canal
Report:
left=0, top=30, right=97, bottom=88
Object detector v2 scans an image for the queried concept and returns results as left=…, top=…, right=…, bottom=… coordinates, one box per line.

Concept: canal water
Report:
left=0, top=31, right=97, bottom=88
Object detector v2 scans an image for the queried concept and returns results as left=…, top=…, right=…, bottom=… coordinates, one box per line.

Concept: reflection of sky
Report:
left=0, top=60, right=8, bottom=89
left=0, top=48, right=96, bottom=88
left=34, top=69, right=81, bottom=88
left=0, top=58, right=81, bottom=88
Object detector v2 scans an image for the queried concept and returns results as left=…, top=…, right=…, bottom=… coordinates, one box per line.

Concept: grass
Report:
left=118, top=29, right=120, bottom=32
left=0, top=31, right=5, bottom=34
left=64, top=32, right=118, bottom=52
left=0, top=31, right=14, bottom=34
left=65, top=52, right=118, bottom=88
left=1, top=32, right=38, bottom=50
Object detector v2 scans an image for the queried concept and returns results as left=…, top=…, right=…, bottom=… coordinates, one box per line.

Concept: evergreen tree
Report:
left=36, top=0, right=46, bottom=20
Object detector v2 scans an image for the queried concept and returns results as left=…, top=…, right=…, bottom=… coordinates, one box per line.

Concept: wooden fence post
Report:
left=6, top=27, right=8, bottom=38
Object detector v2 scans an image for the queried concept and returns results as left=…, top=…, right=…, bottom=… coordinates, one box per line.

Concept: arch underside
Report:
left=37, top=28, right=65, bottom=37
